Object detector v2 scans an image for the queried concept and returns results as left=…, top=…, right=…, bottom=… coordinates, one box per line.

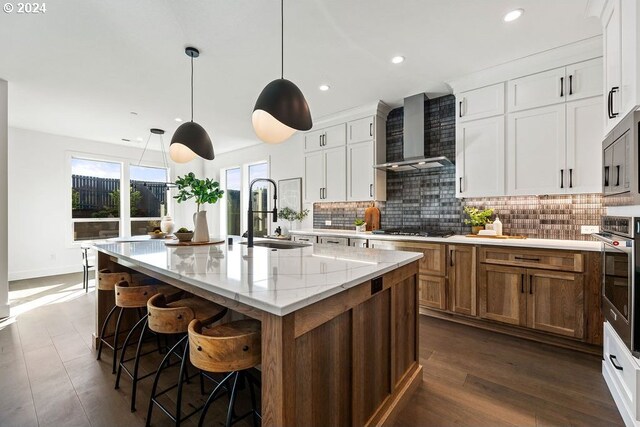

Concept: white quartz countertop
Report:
left=290, top=229, right=601, bottom=251
left=93, top=239, right=423, bottom=316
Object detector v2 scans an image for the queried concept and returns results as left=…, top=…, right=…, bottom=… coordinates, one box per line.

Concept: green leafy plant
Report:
left=277, top=207, right=309, bottom=222
left=354, top=218, right=365, bottom=226
left=173, top=172, right=224, bottom=212
left=463, top=206, right=494, bottom=226
left=176, top=227, right=192, bottom=233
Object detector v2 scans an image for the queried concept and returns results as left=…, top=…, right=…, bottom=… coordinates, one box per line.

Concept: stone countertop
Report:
left=289, top=229, right=602, bottom=252
left=93, top=238, right=422, bottom=316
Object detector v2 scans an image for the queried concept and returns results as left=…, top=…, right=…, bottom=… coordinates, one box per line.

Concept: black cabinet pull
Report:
left=369, top=122, right=373, bottom=136
left=299, top=238, right=309, bottom=241
left=604, top=166, right=610, bottom=186
left=369, top=184, right=373, bottom=197
left=611, top=87, right=619, bottom=118
left=610, top=354, right=624, bottom=371
left=560, top=169, right=564, bottom=189
left=569, top=75, right=573, bottom=95
left=320, top=188, right=322, bottom=199
left=569, top=168, right=573, bottom=188
left=616, top=165, right=620, bottom=186
left=326, top=240, right=340, bottom=244
left=529, top=275, right=533, bottom=294
left=521, top=274, right=525, bottom=293
left=450, top=249, right=454, bottom=267
left=514, top=256, right=540, bottom=261
left=459, top=101, right=463, bottom=118
left=607, top=89, right=614, bottom=119
left=459, top=177, right=463, bottom=193
left=560, top=77, right=564, bottom=97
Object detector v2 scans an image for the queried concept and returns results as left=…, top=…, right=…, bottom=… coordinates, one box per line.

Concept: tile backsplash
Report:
left=312, top=94, right=604, bottom=241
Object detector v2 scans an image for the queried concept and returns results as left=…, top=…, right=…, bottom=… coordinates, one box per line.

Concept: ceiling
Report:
left=0, top=0, right=601, bottom=154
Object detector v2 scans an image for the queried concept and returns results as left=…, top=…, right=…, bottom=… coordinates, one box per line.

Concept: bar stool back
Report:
left=188, top=319, right=262, bottom=427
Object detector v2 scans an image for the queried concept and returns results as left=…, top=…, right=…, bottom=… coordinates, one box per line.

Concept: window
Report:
left=71, top=157, right=169, bottom=241
left=130, top=165, right=169, bottom=236
left=71, top=158, right=121, bottom=240
left=249, top=162, right=269, bottom=238
left=221, top=161, right=270, bottom=237
left=225, top=168, right=241, bottom=236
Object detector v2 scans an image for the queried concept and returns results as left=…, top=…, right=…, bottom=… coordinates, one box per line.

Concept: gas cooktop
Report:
left=371, top=229, right=455, bottom=238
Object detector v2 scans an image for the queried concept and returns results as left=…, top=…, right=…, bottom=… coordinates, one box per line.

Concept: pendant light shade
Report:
left=170, top=121, right=214, bottom=163
left=170, top=47, right=215, bottom=163
left=252, top=0, right=312, bottom=144
left=252, top=78, right=312, bottom=144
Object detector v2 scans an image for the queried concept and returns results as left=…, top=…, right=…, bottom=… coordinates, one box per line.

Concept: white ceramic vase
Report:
left=160, top=215, right=175, bottom=234
left=193, top=211, right=209, bottom=243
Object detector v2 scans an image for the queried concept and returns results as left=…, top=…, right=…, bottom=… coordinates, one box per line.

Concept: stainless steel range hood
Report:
left=374, top=93, right=453, bottom=172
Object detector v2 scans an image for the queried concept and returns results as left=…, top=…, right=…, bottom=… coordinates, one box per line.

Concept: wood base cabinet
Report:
left=478, top=264, right=585, bottom=339
left=448, top=245, right=477, bottom=316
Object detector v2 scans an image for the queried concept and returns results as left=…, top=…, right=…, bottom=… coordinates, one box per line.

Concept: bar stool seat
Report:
left=146, top=294, right=228, bottom=426
left=189, top=319, right=262, bottom=427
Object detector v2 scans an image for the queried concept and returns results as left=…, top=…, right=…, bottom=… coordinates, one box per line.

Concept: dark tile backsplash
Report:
left=312, top=95, right=603, bottom=241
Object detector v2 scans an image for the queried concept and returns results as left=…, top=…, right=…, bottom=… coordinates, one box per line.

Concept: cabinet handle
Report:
left=299, top=238, right=309, bottom=241
left=529, top=274, right=533, bottom=294
left=569, top=75, right=573, bottom=95
left=607, top=89, right=614, bottom=119
left=369, top=122, right=373, bottom=137
left=609, top=354, right=624, bottom=371
left=369, top=183, right=373, bottom=197
left=560, top=169, right=564, bottom=189
left=450, top=249, right=454, bottom=267
left=616, top=165, right=620, bottom=186
left=611, top=87, right=620, bottom=118
left=319, top=134, right=323, bottom=147
left=320, top=188, right=323, bottom=199
left=326, top=240, right=340, bottom=244
left=459, top=177, right=463, bottom=193
left=569, top=168, right=573, bottom=188
left=560, top=77, right=564, bottom=97
left=459, top=101, right=463, bottom=118
left=521, top=274, right=525, bottom=293
left=514, top=256, right=540, bottom=262
left=604, top=166, right=610, bottom=187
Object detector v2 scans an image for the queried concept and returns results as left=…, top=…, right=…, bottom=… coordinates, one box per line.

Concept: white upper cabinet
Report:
left=507, top=104, right=567, bottom=195
left=565, top=96, right=604, bottom=193
left=456, top=116, right=505, bottom=197
left=304, top=150, right=324, bottom=202
left=323, top=147, right=347, bottom=202
left=566, top=58, right=604, bottom=101
left=508, top=67, right=567, bottom=112
left=304, top=123, right=346, bottom=152
left=603, top=0, right=622, bottom=130
left=348, top=116, right=374, bottom=144
left=457, top=83, right=505, bottom=122
left=348, top=140, right=375, bottom=201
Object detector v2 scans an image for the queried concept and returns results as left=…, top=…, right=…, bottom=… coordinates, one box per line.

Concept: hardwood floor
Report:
left=0, top=273, right=624, bottom=427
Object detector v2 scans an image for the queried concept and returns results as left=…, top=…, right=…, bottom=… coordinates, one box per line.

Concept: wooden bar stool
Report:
left=188, top=318, right=262, bottom=427
left=114, top=280, right=176, bottom=412
left=96, top=270, right=137, bottom=374
left=145, top=293, right=228, bottom=427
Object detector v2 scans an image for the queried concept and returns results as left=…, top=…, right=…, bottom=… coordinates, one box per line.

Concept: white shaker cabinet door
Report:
left=304, top=150, right=324, bottom=202
left=348, top=140, right=375, bottom=201
left=507, top=104, right=566, bottom=195
left=323, top=147, right=347, bottom=202
left=323, top=123, right=347, bottom=150
left=565, top=58, right=603, bottom=101
left=348, top=116, right=375, bottom=144
left=603, top=0, right=622, bottom=133
left=456, top=116, right=505, bottom=197
left=458, top=83, right=505, bottom=122
left=508, top=67, right=566, bottom=112
left=566, top=97, right=604, bottom=194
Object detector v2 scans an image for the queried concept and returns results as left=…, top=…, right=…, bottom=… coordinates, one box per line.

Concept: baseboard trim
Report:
left=9, top=265, right=82, bottom=281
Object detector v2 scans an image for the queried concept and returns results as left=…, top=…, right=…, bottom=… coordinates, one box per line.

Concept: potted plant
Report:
left=277, top=207, right=309, bottom=234
left=174, top=227, right=194, bottom=242
left=463, top=207, right=494, bottom=234
left=354, top=218, right=366, bottom=233
left=174, top=172, right=224, bottom=242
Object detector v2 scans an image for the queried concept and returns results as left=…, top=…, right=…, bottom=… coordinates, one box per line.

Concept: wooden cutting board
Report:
left=165, top=238, right=224, bottom=246
left=364, top=205, right=381, bottom=231
left=465, top=234, right=527, bottom=239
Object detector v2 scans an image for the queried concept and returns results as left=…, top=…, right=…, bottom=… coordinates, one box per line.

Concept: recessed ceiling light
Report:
left=391, top=56, right=405, bottom=64
left=174, top=117, right=183, bottom=122
left=319, top=84, right=330, bottom=91
left=503, top=9, right=524, bottom=22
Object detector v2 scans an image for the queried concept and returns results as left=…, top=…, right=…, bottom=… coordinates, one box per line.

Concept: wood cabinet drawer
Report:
left=480, top=247, right=583, bottom=272
left=319, top=236, right=348, bottom=245
left=292, top=235, right=317, bottom=244
left=419, top=275, right=446, bottom=310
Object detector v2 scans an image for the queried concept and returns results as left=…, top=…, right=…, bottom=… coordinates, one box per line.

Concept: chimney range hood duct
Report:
left=374, top=93, right=453, bottom=172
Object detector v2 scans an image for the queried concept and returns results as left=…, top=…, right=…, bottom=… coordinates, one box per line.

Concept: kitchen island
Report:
left=93, top=239, right=423, bottom=427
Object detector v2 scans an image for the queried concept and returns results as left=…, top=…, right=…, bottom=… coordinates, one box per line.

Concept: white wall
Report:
left=0, top=80, right=9, bottom=317
left=7, top=127, right=201, bottom=280
left=203, top=132, right=313, bottom=235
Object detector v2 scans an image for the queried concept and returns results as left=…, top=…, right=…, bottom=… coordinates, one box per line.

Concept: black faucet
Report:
left=247, top=178, right=278, bottom=248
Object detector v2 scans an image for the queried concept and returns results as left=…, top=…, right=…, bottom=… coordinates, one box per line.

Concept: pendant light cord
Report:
left=281, top=0, right=284, bottom=79
left=190, top=54, right=194, bottom=122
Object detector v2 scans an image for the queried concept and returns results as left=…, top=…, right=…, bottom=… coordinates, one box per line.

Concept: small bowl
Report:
left=174, top=232, right=194, bottom=242
left=148, top=231, right=167, bottom=239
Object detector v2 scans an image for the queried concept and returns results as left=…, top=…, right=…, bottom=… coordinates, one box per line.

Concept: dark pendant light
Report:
left=170, top=47, right=215, bottom=163
left=252, top=0, right=312, bottom=144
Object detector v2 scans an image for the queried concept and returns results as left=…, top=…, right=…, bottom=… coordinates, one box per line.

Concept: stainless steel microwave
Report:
left=603, top=110, right=640, bottom=206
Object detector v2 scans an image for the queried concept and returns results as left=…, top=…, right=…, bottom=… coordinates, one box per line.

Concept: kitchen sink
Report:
left=240, top=241, right=310, bottom=250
